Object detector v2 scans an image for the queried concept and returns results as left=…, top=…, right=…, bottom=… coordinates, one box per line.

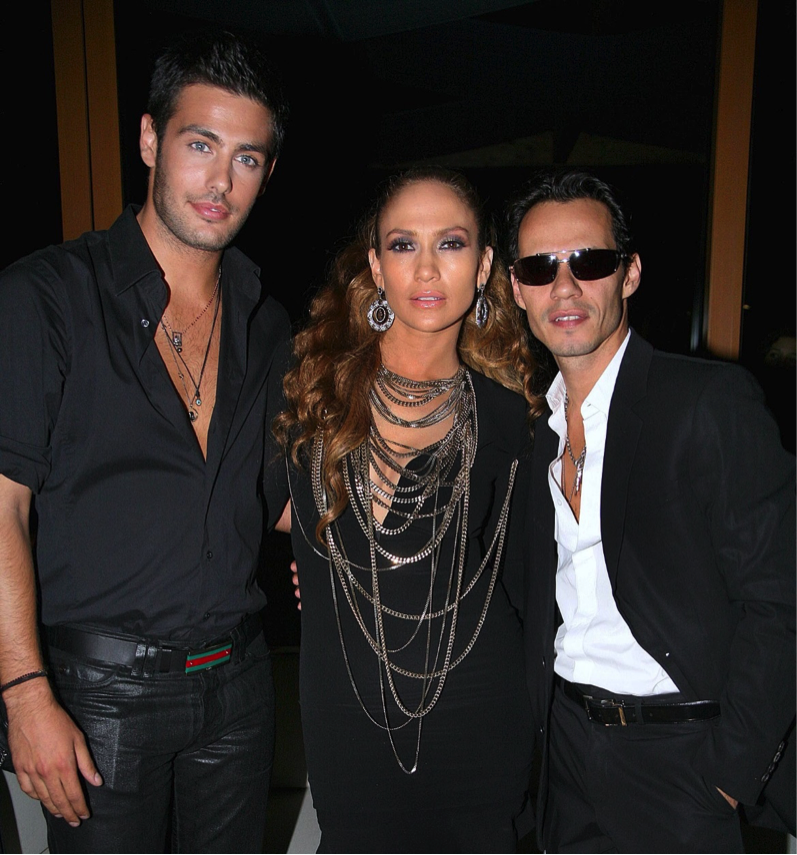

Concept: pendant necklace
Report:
left=160, top=268, right=221, bottom=353
left=563, top=393, right=586, bottom=500
left=161, top=281, right=221, bottom=422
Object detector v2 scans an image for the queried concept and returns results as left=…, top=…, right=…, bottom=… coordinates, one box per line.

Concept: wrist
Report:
left=0, top=668, right=48, bottom=694
left=2, top=671, right=54, bottom=711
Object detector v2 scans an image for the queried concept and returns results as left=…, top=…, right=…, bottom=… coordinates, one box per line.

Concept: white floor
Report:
left=265, top=787, right=320, bottom=854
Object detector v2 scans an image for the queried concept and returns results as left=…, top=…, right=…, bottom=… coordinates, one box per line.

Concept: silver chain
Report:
left=306, top=368, right=518, bottom=773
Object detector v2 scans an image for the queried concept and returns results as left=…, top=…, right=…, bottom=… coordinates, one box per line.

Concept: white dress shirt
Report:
left=548, top=332, right=679, bottom=695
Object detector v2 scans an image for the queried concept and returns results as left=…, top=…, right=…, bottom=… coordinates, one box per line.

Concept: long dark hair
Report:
left=275, top=167, right=542, bottom=539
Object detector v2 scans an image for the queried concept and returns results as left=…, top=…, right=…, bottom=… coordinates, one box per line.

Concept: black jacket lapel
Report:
left=601, top=331, right=653, bottom=588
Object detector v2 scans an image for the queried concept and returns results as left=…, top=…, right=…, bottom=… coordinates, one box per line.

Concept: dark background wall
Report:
left=5, top=2, right=793, bottom=355
left=113, top=0, right=721, bottom=356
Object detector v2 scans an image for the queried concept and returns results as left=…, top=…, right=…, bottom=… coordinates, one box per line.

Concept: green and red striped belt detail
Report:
left=185, top=643, right=232, bottom=673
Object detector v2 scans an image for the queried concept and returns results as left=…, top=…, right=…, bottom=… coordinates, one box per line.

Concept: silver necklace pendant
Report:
left=188, top=409, right=198, bottom=422
left=172, top=331, right=183, bottom=352
left=571, top=449, right=585, bottom=497
left=564, top=392, right=586, bottom=498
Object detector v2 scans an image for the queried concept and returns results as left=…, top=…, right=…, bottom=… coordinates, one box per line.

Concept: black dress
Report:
left=290, top=371, right=534, bottom=853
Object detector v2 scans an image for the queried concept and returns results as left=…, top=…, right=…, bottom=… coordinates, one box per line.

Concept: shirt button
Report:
left=206, top=551, right=213, bottom=560
left=140, top=318, right=150, bottom=328
left=203, top=612, right=211, bottom=620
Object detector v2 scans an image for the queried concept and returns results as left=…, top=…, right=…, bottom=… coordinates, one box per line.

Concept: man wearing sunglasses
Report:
left=506, top=169, right=794, bottom=852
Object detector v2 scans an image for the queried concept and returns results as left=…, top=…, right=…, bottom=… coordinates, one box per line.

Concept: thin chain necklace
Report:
left=160, top=268, right=221, bottom=353
left=563, top=393, right=586, bottom=499
left=161, top=283, right=221, bottom=422
left=307, top=367, right=518, bottom=774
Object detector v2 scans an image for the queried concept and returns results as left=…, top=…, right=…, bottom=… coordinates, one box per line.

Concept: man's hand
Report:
left=716, top=787, right=738, bottom=810
left=291, top=559, right=301, bottom=611
left=5, top=682, right=102, bottom=825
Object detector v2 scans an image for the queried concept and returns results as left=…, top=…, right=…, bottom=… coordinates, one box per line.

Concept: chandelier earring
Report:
left=367, top=286, right=395, bottom=332
left=475, top=283, right=488, bottom=328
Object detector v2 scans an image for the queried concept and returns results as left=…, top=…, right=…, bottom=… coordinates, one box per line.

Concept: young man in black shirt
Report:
left=0, top=31, right=290, bottom=852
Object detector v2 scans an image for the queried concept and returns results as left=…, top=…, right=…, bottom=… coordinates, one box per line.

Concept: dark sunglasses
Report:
left=512, top=248, right=624, bottom=286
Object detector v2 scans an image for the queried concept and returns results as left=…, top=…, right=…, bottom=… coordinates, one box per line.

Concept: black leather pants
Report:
left=45, top=630, right=275, bottom=853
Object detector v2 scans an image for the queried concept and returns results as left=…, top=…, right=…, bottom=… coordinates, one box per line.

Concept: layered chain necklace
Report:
left=563, top=393, right=586, bottom=500
left=161, top=269, right=221, bottom=353
left=160, top=274, right=222, bottom=422
left=308, top=365, right=518, bottom=774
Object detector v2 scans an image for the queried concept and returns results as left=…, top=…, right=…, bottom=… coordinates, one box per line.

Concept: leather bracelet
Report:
left=0, top=669, right=49, bottom=694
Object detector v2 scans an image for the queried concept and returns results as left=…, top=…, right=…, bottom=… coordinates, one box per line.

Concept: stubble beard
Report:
left=151, top=153, right=249, bottom=254
left=541, top=302, right=627, bottom=362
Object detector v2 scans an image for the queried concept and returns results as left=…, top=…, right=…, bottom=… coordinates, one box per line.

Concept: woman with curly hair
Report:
left=275, top=167, right=543, bottom=853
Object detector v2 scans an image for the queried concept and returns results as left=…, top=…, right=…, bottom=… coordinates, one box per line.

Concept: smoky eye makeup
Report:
left=386, top=236, right=415, bottom=252
left=439, top=235, right=468, bottom=249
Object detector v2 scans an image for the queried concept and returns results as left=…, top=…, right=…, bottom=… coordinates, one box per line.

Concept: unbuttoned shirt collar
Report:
left=107, top=205, right=261, bottom=298
left=546, top=330, right=631, bottom=436
left=546, top=330, right=679, bottom=694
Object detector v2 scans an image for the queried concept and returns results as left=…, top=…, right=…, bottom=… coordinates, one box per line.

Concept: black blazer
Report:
left=509, top=331, right=795, bottom=830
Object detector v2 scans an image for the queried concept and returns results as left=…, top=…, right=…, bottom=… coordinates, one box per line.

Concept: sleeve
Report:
left=0, top=256, right=69, bottom=493
left=689, top=365, right=796, bottom=807
left=262, top=328, right=292, bottom=532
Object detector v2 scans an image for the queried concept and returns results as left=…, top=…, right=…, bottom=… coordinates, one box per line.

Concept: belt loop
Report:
left=131, top=642, right=148, bottom=677
left=145, top=644, right=160, bottom=675
left=635, top=701, right=645, bottom=725
left=233, top=622, right=247, bottom=665
left=159, top=648, right=173, bottom=673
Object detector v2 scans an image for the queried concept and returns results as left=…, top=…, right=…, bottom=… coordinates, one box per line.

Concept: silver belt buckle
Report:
left=586, top=695, right=628, bottom=726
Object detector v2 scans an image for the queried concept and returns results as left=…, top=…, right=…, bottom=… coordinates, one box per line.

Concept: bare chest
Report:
left=155, top=305, right=222, bottom=459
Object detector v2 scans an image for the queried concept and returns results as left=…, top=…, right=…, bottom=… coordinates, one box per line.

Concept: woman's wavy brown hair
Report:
left=274, top=167, right=544, bottom=540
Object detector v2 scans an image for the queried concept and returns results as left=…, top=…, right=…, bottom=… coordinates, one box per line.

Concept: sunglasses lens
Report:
left=568, top=249, right=622, bottom=281
left=513, top=256, right=557, bottom=286
left=513, top=249, right=622, bottom=285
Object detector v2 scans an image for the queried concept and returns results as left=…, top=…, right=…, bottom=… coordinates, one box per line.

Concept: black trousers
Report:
left=45, top=630, right=275, bottom=853
left=544, top=682, right=743, bottom=853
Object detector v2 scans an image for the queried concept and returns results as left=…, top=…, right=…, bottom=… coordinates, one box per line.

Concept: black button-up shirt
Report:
left=0, top=206, right=290, bottom=642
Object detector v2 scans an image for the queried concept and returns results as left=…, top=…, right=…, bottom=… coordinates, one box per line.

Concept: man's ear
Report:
left=622, top=253, right=642, bottom=299
left=257, top=158, right=278, bottom=197
left=140, top=114, right=158, bottom=168
left=510, top=269, right=527, bottom=310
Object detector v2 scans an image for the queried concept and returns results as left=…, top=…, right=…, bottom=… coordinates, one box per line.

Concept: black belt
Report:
left=559, top=677, right=720, bottom=726
left=45, top=612, right=262, bottom=675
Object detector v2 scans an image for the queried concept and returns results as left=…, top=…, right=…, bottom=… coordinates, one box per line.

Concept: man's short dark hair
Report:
left=148, top=30, right=288, bottom=161
left=506, top=169, right=634, bottom=262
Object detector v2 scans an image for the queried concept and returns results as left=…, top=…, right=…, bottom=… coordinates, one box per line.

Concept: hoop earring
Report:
left=475, top=283, right=488, bottom=328
left=367, top=287, right=394, bottom=332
